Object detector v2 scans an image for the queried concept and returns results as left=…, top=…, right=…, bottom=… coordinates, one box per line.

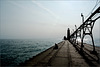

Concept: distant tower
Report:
left=67, top=28, right=70, bottom=40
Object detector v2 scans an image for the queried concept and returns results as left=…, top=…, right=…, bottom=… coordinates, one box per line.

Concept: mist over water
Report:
left=87, top=38, right=100, bottom=47
left=77, top=38, right=100, bottom=47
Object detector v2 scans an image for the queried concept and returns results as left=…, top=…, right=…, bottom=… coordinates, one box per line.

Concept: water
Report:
left=77, top=38, right=100, bottom=47
left=83, top=38, right=100, bottom=47
left=0, top=39, right=61, bottom=66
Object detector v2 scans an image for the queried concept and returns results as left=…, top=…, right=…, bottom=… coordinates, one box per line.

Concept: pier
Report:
left=20, top=40, right=100, bottom=66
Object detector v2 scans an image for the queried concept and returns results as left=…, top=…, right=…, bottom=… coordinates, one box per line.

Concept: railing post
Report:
left=80, top=13, right=84, bottom=51
left=75, top=25, right=77, bottom=45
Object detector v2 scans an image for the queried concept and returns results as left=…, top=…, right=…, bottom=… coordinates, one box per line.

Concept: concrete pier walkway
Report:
left=20, top=40, right=100, bottom=67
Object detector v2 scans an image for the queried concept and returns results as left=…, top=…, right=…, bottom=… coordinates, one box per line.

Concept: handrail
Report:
left=70, top=6, right=100, bottom=37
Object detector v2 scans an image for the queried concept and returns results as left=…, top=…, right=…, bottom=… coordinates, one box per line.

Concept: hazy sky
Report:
left=0, top=0, right=100, bottom=39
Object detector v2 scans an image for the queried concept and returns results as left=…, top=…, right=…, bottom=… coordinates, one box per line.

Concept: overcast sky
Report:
left=0, top=0, right=100, bottom=39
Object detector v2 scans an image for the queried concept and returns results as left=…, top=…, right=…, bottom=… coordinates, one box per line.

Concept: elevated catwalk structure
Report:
left=70, top=6, right=100, bottom=54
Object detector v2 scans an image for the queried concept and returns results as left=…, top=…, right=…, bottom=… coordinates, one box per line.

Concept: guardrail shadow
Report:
left=69, top=40, right=100, bottom=66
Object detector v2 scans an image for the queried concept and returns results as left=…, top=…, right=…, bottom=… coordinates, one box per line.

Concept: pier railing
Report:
left=69, top=6, right=100, bottom=54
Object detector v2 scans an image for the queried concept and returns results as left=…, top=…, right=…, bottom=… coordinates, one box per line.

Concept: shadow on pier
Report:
left=69, top=40, right=100, bottom=66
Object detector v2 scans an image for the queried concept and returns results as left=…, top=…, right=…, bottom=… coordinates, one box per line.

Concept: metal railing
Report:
left=69, top=6, right=100, bottom=54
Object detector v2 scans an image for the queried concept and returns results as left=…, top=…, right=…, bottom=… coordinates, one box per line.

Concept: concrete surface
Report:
left=19, top=40, right=100, bottom=67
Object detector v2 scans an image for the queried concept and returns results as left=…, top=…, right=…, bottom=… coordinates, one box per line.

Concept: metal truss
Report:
left=70, top=6, right=100, bottom=54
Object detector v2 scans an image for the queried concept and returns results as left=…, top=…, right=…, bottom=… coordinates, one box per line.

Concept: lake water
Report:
left=0, top=38, right=99, bottom=66
left=0, top=39, right=61, bottom=66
